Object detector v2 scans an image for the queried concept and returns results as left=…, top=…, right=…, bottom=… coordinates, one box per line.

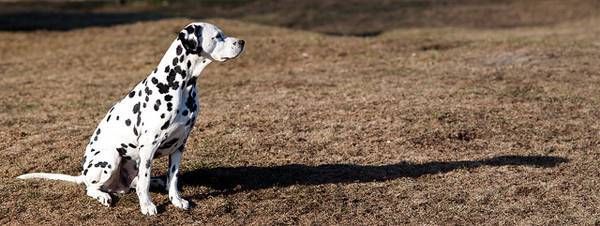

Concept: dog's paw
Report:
left=140, top=202, right=157, bottom=216
left=96, top=193, right=112, bottom=207
left=171, top=197, right=189, bottom=210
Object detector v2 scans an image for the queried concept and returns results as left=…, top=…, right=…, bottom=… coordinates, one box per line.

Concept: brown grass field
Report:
left=1, top=0, right=600, bottom=224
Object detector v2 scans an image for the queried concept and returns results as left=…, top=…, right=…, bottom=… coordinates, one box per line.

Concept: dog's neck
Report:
left=157, top=40, right=212, bottom=82
left=184, top=53, right=211, bottom=79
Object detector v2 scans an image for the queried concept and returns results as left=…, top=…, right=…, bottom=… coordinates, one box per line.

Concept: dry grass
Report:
left=1, top=2, right=600, bottom=224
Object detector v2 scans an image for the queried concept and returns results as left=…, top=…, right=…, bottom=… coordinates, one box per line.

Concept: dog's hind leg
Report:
left=166, top=148, right=189, bottom=209
left=82, top=153, right=120, bottom=206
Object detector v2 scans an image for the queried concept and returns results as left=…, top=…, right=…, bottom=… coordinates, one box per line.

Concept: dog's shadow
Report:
left=176, top=155, right=567, bottom=200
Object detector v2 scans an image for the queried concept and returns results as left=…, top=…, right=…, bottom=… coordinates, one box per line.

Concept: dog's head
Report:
left=178, top=22, right=245, bottom=62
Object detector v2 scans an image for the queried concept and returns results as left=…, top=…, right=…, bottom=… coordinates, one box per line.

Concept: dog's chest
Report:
left=154, top=84, right=199, bottom=156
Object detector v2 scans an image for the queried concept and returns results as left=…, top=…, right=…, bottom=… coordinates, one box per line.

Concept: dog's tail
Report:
left=17, top=173, right=85, bottom=184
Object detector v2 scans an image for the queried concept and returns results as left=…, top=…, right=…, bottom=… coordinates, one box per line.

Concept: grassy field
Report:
left=1, top=1, right=600, bottom=224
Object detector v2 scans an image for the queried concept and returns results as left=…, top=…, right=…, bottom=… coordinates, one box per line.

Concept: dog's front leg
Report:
left=137, top=143, right=158, bottom=216
left=167, top=148, right=189, bottom=209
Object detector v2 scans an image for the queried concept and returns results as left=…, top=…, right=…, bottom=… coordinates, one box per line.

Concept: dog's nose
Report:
left=238, top=40, right=245, bottom=46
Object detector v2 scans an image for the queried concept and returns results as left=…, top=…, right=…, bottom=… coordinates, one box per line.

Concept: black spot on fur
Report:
left=160, top=113, right=165, bottom=119
left=94, top=161, right=109, bottom=168
left=128, top=143, right=137, bottom=148
left=96, top=129, right=101, bottom=135
left=133, top=127, right=139, bottom=136
left=185, top=25, right=194, bottom=34
left=157, top=83, right=170, bottom=94
left=145, top=160, right=151, bottom=169
left=145, top=96, right=149, bottom=102
left=125, top=119, right=131, bottom=126
left=187, top=60, right=191, bottom=68
left=167, top=102, right=173, bottom=111
left=106, top=114, right=111, bottom=122
left=164, top=95, right=173, bottom=101
left=161, top=118, right=171, bottom=130
left=136, top=113, right=141, bottom=126
left=129, top=91, right=135, bottom=98
left=116, top=116, right=120, bottom=120
left=188, top=77, right=197, bottom=86
left=165, top=65, right=170, bottom=73
left=179, top=55, right=184, bottom=63
left=176, top=45, right=183, bottom=55
left=151, top=77, right=158, bottom=84
left=83, top=169, right=88, bottom=175
left=117, top=147, right=127, bottom=156
left=182, top=110, right=189, bottom=116
left=133, top=102, right=141, bottom=114
left=185, top=96, right=197, bottom=112
left=121, top=143, right=127, bottom=148
left=174, top=65, right=182, bottom=75
left=167, top=70, right=176, bottom=82
left=172, top=57, right=178, bottom=66
left=145, top=86, right=152, bottom=96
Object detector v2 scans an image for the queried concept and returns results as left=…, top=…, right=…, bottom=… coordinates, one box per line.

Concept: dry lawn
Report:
left=1, top=3, right=600, bottom=225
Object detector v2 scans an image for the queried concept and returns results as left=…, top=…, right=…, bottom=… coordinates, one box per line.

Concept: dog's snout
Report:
left=237, top=40, right=245, bottom=47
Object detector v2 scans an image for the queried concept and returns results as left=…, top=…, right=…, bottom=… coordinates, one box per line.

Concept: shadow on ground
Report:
left=179, top=155, right=568, bottom=198
left=2, top=0, right=598, bottom=34
left=0, top=12, right=169, bottom=31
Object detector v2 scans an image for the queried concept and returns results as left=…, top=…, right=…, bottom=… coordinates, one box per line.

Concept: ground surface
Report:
left=1, top=0, right=600, bottom=225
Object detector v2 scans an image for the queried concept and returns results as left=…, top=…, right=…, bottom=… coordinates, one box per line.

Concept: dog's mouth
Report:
left=214, top=48, right=244, bottom=62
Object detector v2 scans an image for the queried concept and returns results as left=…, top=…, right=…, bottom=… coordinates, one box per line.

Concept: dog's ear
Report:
left=178, top=24, right=203, bottom=54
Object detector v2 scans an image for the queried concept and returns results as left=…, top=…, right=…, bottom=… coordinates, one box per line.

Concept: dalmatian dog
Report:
left=17, top=22, right=245, bottom=216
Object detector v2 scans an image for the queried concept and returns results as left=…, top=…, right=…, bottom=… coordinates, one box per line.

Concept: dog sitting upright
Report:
left=17, top=22, right=245, bottom=216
